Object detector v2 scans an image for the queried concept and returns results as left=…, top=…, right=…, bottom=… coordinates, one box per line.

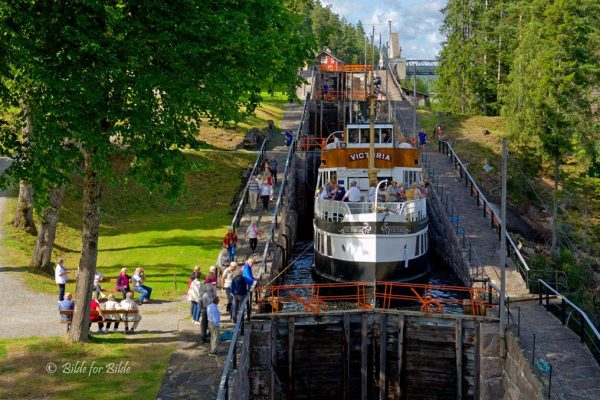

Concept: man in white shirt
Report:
left=207, top=297, right=221, bottom=355
left=221, top=262, right=238, bottom=316
left=55, top=258, right=67, bottom=301
left=342, top=181, right=362, bottom=202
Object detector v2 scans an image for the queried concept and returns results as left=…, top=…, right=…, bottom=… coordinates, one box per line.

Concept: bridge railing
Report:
left=216, top=89, right=311, bottom=400
left=438, top=140, right=531, bottom=289
left=537, top=279, right=600, bottom=365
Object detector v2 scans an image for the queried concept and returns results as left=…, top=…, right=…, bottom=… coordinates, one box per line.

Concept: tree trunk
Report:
left=30, top=186, right=65, bottom=272
left=551, top=155, right=559, bottom=255
left=69, top=148, right=101, bottom=342
left=11, top=180, right=37, bottom=235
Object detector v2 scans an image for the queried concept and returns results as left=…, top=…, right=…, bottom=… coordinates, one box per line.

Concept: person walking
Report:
left=242, top=258, right=257, bottom=288
left=55, top=258, right=67, bottom=301
left=207, top=297, right=221, bottom=356
left=223, top=227, right=238, bottom=263
left=268, top=156, right=278, bottom=185
left=221, top=262, right=238, bottom=315
left=260, top=180, right=272, bottom=212
left=245, top=220, right=260, bottom=254
left=248, top=175, right=260, bottom=212
left=187, top=276, right=202, bottom=324
left=418, top=128, right=427, bottom=150
left=132, top=267, right=152, bottom=305
left=230, top=271, right=247, bottom=324
left=200, top=283, right=216, bottom=343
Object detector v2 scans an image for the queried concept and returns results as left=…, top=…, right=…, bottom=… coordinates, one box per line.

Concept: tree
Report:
left=1, top=0, right=311, bottom=341
left=30, top=185, right=65, bottom=272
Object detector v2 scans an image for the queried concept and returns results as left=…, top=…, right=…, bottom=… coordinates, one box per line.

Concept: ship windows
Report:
left=415, top=234, right=420, bottom=257
left=327, top=235, right=332, bottom=257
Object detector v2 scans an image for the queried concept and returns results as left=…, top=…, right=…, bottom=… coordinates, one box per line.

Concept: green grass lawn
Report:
left=0, top=336, right=176, bottom=399
left=1, top=150, right=255, bottom=299
left=0, top=93, right=291, bottom=300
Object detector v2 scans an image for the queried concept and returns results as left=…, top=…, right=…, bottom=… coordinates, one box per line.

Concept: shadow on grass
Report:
left=89, top=330, right=179, bottom=345
left=98, top=236, right=222, bottom=252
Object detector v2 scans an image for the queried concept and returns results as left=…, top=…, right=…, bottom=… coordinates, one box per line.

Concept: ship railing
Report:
left=315, top=197, right=427, bottom=222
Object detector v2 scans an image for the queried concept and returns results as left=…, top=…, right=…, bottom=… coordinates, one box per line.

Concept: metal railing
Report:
left=314, top=197, right=427, bottom=222
left=216, top=89, right=311, bottom=400
left=538, top=279, right=600, bottom=365
left=438, top=140, right=531, bottom=289
left=255, top=281, right=498, bottom=318
left=215, top=293, right=251, bottom=399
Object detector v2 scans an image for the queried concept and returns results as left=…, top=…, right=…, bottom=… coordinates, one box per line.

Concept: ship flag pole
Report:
left=368, top=28, right=377, bottom=186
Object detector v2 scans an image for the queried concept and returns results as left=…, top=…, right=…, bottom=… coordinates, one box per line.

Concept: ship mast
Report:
left=368, top=70, right=377, bottom=184
left=368, top=28, right=377, bottom=185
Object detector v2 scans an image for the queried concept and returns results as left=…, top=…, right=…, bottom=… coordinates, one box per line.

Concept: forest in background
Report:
left=435, top=0, right=600, bottom=317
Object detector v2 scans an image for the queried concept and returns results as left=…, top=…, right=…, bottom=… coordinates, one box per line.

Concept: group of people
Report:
left=249, top=155, right=278, bottom=213
left=319, top=179, right=430, bottom=204
left=55, top=259, right=147, bottom=335
left=384, top=181, right=429, bottom=202
left=187, top=258, right=257, bottom=355
left=58, top=291, right=142, bottom=334
left=221, top=220, right=261, bottom=265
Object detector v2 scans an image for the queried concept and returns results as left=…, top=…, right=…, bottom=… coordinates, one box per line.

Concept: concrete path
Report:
left=426, top=147, right=529, bottom=298
left=157, top=99, right=305, bottom=399
left=425, top=146, right=600, bottom=399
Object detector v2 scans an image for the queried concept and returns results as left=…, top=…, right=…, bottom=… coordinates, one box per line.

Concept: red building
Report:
left=316, top=50, right=342, bottom=72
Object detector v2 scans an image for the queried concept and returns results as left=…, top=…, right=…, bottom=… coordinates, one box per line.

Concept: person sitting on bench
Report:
left=120, top=292, right=141, bottom=334
left=58, top=293, right=75, bottom=323
left=89, top=296, right=105, bottom=333
left=103, top=294, right=121, bottom=332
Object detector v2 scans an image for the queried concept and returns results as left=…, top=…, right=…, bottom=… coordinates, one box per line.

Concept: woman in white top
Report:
left=245, top=220, right=260, bottom=254
left=120, top=292, right=142, bottom=334
left=187, top=277, right=202, bottom=324
left=103, top=294, right=121, bottom=332
left=260, top=182, right=272, bottom=212
left=132, top=267, right=152, bottom=305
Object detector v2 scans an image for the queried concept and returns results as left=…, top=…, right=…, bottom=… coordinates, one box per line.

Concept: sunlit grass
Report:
left=1, top=151, right=255, bottom=299
left=0, top=336, right=175, bottom=399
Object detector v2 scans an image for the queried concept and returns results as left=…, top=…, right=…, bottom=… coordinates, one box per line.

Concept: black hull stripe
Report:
left=313, top=252, right=430, bottom=283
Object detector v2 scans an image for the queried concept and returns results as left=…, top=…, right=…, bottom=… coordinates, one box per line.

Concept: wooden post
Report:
left=361, top=313, right=368, bottom=400
left=288, top=317, right=295, bottom=400
left=398, top=314, right=405, bottom=399
left=343, top=314, right=350, bottom=400
left=455, top=319, right=463, bottom=400
left=271, top=318, right=277, bottom=400
left=379, top=313, right=387, bottom=400
left=474, top=321, right=480, bottom=400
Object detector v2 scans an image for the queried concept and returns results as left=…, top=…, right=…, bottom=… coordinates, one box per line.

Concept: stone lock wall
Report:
left=426, top=181, right=472, bottom=286
left=503, top=331, right=544, bottom=400
left=479, top=321, right=504, bottom=399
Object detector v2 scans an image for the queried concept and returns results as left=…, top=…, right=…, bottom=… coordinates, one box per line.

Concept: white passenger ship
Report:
left=313, top=122, right=429, bottom=283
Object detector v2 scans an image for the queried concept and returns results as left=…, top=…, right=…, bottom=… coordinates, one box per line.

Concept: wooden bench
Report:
left=59, top=309, right=139, bottom=333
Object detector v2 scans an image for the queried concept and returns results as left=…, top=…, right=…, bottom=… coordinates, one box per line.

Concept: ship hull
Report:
left=313, top=251, right=430, bottom=284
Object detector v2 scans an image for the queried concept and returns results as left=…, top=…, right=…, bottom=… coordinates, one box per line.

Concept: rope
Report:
left=261, top=244, right=313, bottom=289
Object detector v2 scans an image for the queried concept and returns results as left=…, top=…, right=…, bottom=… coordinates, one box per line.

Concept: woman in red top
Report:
left=115, top=267, right=131, bottom=300
left=89, top=298, right=105, bottom=333
left=223, top=227, right=238, bottom=263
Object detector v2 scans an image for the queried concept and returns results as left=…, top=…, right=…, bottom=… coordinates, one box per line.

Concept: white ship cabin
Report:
left=316, top=123, right=426, bottom=223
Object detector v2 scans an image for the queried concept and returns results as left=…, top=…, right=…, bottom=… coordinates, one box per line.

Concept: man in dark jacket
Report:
left=230, top=273, right=248, bottom=324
